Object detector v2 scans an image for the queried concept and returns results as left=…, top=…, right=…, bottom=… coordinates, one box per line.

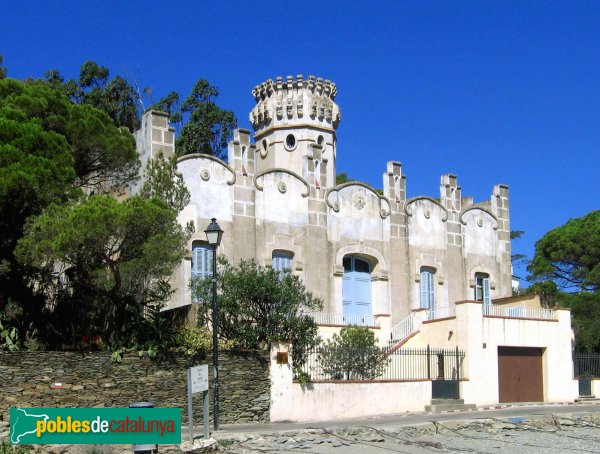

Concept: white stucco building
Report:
left=134, top=75, right=578, bottom=413
left=138, top=75, right=512, bottom=321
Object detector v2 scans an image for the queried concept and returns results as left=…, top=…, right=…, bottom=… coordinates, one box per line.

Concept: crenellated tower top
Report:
left=249, top=75, right=341, bottom=135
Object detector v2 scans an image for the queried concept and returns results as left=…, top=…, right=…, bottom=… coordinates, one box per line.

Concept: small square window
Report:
left=273, top=251, right=293, bottom=276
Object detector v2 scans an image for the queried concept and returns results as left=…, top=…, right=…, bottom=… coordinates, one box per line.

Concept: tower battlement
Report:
left=250, top=75, right=341, bottom=133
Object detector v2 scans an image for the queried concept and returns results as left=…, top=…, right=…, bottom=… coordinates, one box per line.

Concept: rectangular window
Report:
left=192, top=243, right=213, bottom=279
left=420, top=268, right=435, bottom=310
left=273, top=252, right=292, bottom=275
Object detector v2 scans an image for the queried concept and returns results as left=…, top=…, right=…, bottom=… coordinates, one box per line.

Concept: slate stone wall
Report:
left=0, top=351, right=270, bottom=425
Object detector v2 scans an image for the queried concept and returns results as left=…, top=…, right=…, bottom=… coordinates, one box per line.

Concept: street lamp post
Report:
left=204, top=218, right=223, bottom=431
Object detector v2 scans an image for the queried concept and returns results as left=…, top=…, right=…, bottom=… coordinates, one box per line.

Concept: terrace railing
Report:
left=483, top=305, right=556, bottom=320
left=307, top=312, right=379, bottom=327
left=427, top=306, right=456, bottom=321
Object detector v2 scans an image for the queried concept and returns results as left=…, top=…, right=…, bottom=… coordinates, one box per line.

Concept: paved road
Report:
left=210, top=402, right=600, bottom=435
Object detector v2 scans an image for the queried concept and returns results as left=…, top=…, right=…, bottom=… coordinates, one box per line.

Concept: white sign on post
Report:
left=190, top=365, right=209, bottom=394
left=187, top=364, right=210, bottom=444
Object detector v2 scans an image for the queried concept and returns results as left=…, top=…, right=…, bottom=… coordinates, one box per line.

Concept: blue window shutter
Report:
left=483, top=277, right=491, bottom=307
left=192, top=244, right=210, bottom=303
left=475, top=275, right=483, bottom=301
left=192, top=245, right=200, bottom=276
left=428, top=272, right=434, bottom=310
left=204, top=247, right=213, bottom=279
left=420, top=270, right=428, bottom=309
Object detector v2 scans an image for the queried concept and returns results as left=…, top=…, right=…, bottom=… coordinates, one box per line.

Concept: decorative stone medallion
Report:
left=477, top=218, right=483, bottom=227
left=200, top=168, right=210, bottom=181
left=352, top=192, right=366, bottom=210
left=277, top=181, right=287, bottom=193
left=424, top=209, right=431, bottom=219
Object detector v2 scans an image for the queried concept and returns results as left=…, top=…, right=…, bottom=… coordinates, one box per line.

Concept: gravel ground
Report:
left=215, top=414, right=600, bottom=454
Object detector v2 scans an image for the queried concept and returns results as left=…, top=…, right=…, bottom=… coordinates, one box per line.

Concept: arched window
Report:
left=192, top=241, right=213, bottom=280
left=272, top=251, right=293, bottom=276
left=475, top=272, right=491, bottom=308
left=314, top=159, right=321, bottom=187
left=420, top=267, right=435, bottom=310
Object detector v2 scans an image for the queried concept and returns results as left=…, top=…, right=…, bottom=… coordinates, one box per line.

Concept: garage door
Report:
left=498, top=346, right=544, bottom=403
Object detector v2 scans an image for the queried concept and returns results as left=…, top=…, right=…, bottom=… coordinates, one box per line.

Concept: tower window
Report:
left=317, top=135, right=324, bottom=146
left=314, top=160, right=321, bottom=187
left=285, top=134, right=296, bottom=150
left=420, top=267, right=435, bottom=310
left=475, top=272, right=491, bottom=307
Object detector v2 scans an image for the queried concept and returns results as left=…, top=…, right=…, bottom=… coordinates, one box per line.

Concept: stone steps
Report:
left=425, top=399, right=476, bottom=413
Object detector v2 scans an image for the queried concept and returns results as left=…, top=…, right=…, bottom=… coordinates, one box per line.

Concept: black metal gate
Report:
left=573, top=352, right=600, bottom=397
left=428, top=346, right=463, bottom=399
left=578, top=378, right=592, bottom=397
left=432, top=379, right=459, bottom=399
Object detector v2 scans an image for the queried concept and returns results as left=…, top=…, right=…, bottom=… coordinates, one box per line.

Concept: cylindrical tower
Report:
left=249, top=75, right=341, bottom=188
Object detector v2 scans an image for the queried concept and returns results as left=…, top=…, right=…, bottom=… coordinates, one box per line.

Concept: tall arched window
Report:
left=475, top=272, right=491, bottom=309
left=394, top=175, right=402, bottom=201
left=241, top=146, right=248, bottom=175
left=314, top=159, right=321, bottom=187
left=342, top=256, right=372, bottom=318
left=420, top=267, right=435, bottom=310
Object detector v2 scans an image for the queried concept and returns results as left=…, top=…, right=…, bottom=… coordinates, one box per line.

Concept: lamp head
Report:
left=204, top=218, right=223, bottom=246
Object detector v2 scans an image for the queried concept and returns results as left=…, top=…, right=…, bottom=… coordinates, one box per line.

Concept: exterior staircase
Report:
left=425, top=399, right=476, bottom=413
left=388, top=313, right=417, bottom=348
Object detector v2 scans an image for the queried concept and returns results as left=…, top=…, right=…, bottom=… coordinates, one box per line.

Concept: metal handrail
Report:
left=390, top=313, right=415, bottom=343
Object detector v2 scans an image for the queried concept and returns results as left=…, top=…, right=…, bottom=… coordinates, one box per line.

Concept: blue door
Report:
left=342, top=257, right=372, bottom=317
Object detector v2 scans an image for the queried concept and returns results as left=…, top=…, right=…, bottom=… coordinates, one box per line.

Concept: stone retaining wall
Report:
left=0, top=351, right=270, bottom=425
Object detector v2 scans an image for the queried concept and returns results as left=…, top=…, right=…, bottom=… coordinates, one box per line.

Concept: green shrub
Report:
left=317, top=326, right=388, bottom=380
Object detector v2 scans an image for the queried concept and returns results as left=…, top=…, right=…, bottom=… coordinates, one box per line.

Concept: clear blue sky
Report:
left=3, top=0, right=599, bottom=284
